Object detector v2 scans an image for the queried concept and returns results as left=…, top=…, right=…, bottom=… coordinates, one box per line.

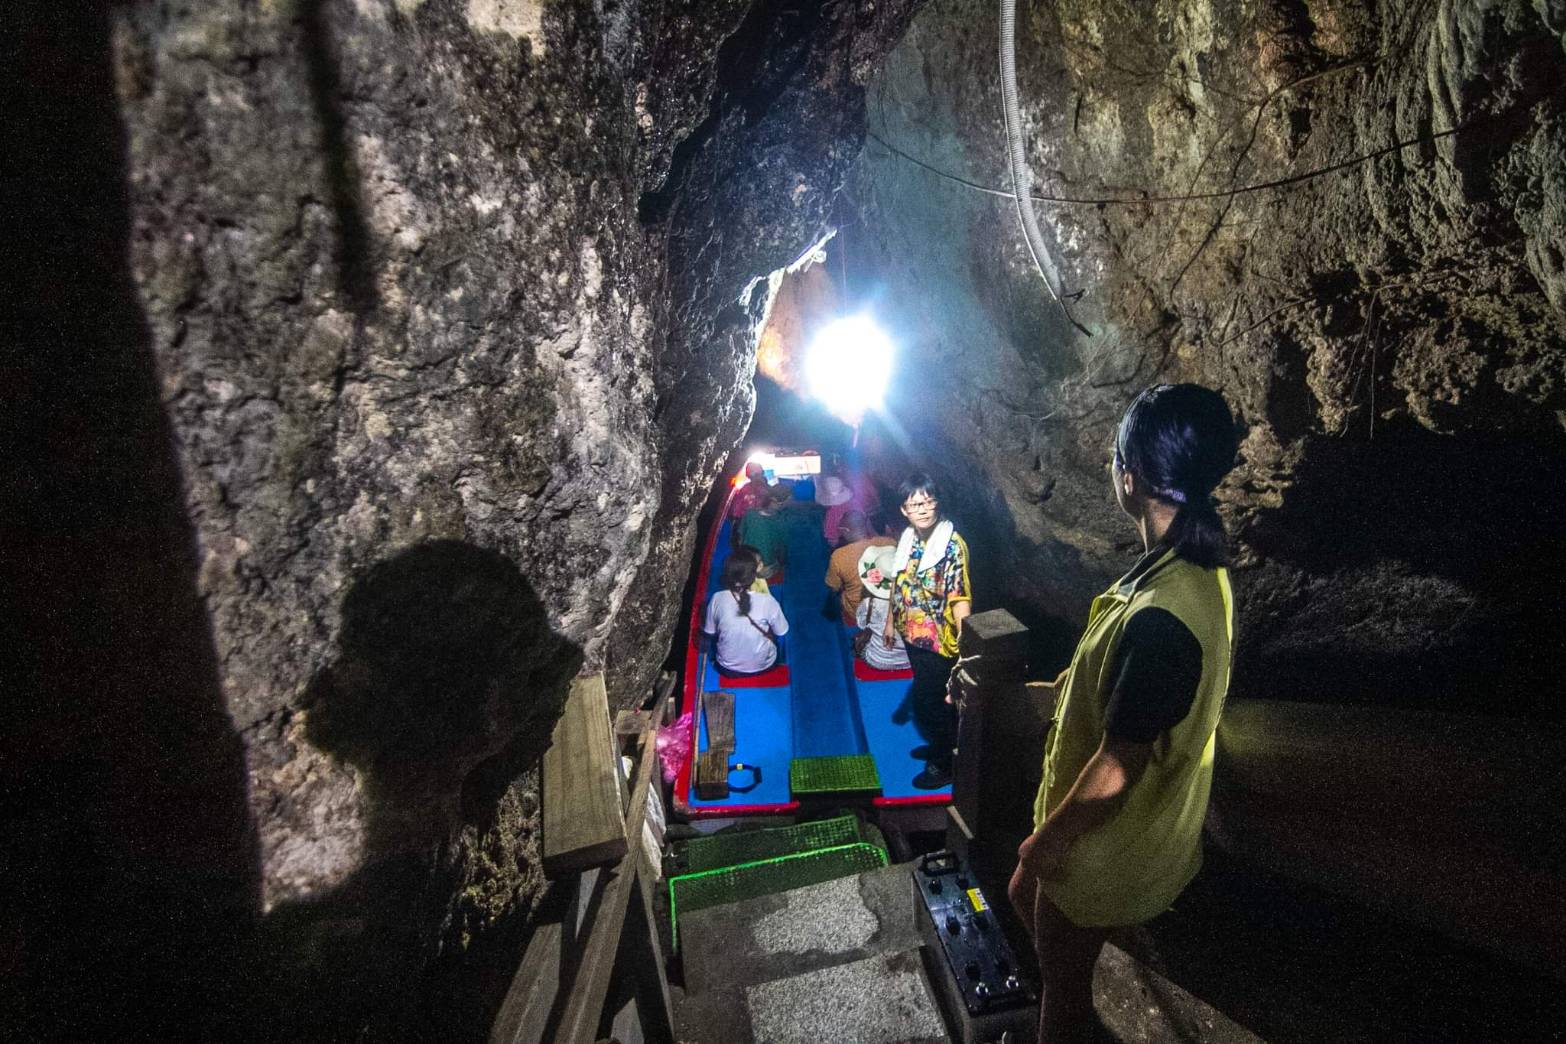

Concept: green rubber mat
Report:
left=789, top=754, right=881, bottom=795
left=668, top=842, right=889, bottom=950
left=670, top=815, right=863, bottom=875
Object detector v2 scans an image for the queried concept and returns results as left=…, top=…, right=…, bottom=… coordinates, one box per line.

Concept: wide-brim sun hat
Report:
left=858, top=544, right=896, bottom=599
left=815, top=473, right=853, bottom=507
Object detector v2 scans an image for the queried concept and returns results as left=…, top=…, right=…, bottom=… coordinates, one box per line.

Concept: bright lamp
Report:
left=803, top=316, right=894, bottom=424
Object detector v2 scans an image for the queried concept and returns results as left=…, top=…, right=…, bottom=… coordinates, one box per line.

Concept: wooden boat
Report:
left=671, top=451, right=952, bottom=818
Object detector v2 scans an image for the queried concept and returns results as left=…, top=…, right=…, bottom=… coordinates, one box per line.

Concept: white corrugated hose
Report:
left=1000, top=0, right=1091, bottom=337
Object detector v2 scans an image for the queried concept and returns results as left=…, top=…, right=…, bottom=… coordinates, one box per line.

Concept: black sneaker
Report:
left=912, top=763, right=952, bottom=790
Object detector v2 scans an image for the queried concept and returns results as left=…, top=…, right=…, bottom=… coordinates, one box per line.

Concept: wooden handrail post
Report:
left=951, top=611, right=1056, bottom=867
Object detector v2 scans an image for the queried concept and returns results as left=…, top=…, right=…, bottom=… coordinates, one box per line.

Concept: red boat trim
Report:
left=873, top=793, right=952, bottom=808
left=674, top=474, right=801, bottom=819
left=671, top=469, right=949, bottom=817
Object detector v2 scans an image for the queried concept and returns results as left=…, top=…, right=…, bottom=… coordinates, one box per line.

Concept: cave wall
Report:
left=849, top=0, right=1566, bottom=714
left=7, top=0, right=920, bottom=1037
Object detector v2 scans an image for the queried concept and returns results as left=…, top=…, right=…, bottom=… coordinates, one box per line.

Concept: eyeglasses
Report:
left=903, top=498, right=937, bottom=511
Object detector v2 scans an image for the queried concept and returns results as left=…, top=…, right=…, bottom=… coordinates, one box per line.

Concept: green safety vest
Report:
left=1031, top=548, right=1234, bottom=927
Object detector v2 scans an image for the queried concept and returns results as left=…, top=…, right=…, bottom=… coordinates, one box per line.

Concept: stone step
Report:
left=673, top=862, right=946, bottom=1042
left=674, top=949, right=946, bottom=1044
left=1095, top=944, right=1265, bottom=1044
left=674, top=860, right=1266, bottom=1043
left=678, top=862, right=921, bottom=995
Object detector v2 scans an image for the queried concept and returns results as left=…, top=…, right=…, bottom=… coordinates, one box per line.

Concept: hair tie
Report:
left=1154, top=485, right=1187, bottom=504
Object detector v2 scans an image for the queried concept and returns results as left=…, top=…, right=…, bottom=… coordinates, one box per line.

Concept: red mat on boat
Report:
left=854, top=660, right=913, bottom=681
left=719, top=663, right=791, bottom=687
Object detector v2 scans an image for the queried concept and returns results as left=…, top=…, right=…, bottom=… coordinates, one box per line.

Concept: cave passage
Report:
left=10, top=0, right=1566, bottom=1040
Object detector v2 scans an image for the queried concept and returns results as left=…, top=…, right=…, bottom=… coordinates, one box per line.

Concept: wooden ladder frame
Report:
left=489, top=678, right=677, bottom=1044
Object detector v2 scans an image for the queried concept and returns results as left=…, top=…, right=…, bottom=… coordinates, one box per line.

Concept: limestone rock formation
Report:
left=10, top=0, right=919, bottom=1037
left=12, top=0, right=1566, bottom=1037
left=849, top=0, right=1566, bottom=715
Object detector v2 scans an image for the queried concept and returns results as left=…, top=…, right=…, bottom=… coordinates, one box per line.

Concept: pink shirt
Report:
left=822, top=475, right=874, bottom=544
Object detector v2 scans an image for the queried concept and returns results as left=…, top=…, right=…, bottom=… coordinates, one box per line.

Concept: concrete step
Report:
left=1095, top=944, right=1264, bottom=1044
left=675, top=949, right=946, bottom=1044
left=673, top=860, right=1265, bottom=1043
left=673, top=863, right=946, bottom=1043
left=679, top=862, right=921, bottom=994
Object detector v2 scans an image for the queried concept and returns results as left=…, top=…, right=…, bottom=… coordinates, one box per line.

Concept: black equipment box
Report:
left=913, top=850, right=1037, bottom=1044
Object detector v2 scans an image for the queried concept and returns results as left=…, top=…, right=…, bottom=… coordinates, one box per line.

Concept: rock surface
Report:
left=8, top=0, right=919, bottom=1037
left=10, top=0, right=1566, bottom=1037
left=848, top=0, right=1566, bottom=715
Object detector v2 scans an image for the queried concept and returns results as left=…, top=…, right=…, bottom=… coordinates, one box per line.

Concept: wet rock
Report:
left=848, top=0, right=1566, bottom=712
left=11, top=0, right=921, bottom=1036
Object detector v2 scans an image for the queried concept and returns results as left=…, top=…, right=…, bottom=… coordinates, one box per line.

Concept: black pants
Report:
left=906, top=645, right=958, bottom=769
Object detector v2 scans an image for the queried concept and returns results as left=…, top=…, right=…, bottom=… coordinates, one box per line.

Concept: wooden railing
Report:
left=489, top=673, right=677, bottom=1044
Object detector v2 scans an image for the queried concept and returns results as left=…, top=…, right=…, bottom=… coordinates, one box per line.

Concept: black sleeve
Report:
left=1104, top=608, right=1203, bottom=743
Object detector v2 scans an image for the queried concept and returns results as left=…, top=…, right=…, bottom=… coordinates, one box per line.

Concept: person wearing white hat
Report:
left=853, top=544, right=909, bottom=671
left=816, top=454, right=869, bottom=546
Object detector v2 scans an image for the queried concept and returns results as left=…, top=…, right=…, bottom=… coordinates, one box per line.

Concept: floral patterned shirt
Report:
left=892, top=530, right=972, bottom=657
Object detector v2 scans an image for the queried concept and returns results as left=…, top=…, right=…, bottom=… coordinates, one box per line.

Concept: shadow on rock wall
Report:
left=235, top=541, right=582, bottom=1041
left=306, top=539, right=583, bottom=855
left=2, top=3, right=259, bottom=1038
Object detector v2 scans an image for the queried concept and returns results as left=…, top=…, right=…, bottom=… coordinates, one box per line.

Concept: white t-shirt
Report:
left=704, top=589, right=790, bottom=674
left=856, top=594, right=910, bottom=671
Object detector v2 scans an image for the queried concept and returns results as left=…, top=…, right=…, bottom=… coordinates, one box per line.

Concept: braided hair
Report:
left=721, top=553, right=759, bottom=615
left=1116, top=384, right=1239, bottom=568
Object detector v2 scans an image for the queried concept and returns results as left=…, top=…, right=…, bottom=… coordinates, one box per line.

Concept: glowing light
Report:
left=804, top=316, right=894, bottom=425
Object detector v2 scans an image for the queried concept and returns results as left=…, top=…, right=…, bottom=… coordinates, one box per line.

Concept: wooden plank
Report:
left=553, top=712, right=664, bottom=1044
left=543, top=674, right=628, bottom=879
left=693, top=689, right=735, bottom=800
left=487, top=913, right=566, bottom=1044
left=704, top=689, right=735, bottom=747
left=631, top=853, right=675, bottom=1039
left=492, top=698, right=675, bottom=1044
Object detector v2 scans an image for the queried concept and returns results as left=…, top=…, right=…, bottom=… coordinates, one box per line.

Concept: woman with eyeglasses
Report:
left=1008, top=384, right=1238, bottom=1042
left=879, top=473, right=971, bottom=789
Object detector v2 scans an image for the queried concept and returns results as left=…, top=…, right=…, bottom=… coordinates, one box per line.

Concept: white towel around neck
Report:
left=893, top=519, right=954, bottom=575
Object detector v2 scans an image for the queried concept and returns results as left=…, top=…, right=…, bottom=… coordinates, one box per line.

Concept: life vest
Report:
left=1031, top=548, right=1235, bottom=927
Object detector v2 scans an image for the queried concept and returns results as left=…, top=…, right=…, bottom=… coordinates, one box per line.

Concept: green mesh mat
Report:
left=789, top=754, right=881, bottom=795
left=668, top=842, right=889, bottom=950
left=671, top=815, right=863, bottom=875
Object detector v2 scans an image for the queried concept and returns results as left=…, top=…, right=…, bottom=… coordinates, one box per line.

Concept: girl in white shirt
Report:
left=703, top=554, right=790, bottom=675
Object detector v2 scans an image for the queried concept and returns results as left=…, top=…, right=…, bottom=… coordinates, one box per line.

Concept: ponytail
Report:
left=720, top=554, right=758, bottom=615
left=1164, top=494, right=1228, bottom=569
left=1117, top=384, right=1239, bottom=569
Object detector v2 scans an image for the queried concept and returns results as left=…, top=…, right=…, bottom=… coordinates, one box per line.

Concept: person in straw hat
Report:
left=853, top=544, right=909, bottom=672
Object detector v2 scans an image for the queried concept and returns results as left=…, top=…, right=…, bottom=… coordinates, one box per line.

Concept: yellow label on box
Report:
left=967, top=887, right=988, bottom=913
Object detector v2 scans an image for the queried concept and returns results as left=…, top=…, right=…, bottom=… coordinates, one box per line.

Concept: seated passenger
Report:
left=817, top=453, right=873, bottom=546
left=854, top=545, right=910, bottom=671
left=824, top=510, right=896, bottom=627
left=736, top=493, right=788, bottom=576
left=734, top=544, right=773, bottom=589
left=703, top=554, right=790, bottom=676
left=729, top=461, right=779, bottom=527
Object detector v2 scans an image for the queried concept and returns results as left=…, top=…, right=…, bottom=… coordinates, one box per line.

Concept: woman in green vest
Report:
left=1008, top=384, right=1239, bottom=1042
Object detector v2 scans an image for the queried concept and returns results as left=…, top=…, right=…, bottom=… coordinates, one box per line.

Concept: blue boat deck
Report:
left=688, top=508, right=949, bottom=811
